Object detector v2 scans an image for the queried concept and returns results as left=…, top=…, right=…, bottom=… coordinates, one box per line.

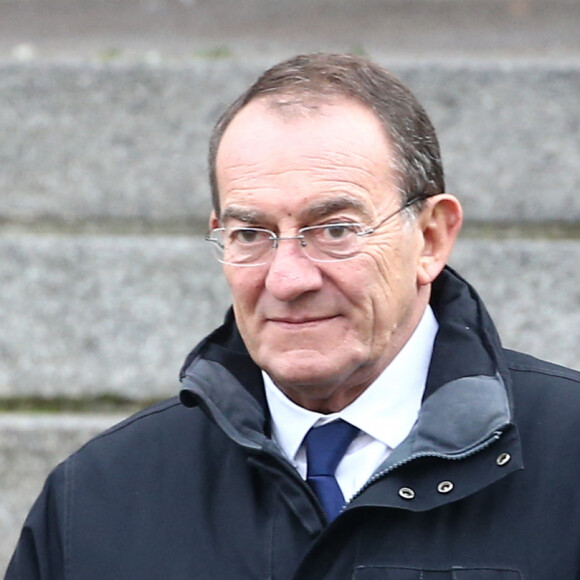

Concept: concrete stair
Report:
left=2, top=0, right=580, bottom=570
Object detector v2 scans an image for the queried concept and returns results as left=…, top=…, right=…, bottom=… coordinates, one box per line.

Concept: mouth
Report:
left=267, top=315, right=338, bottom=327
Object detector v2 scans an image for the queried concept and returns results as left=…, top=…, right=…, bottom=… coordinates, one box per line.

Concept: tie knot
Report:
left=304, top=419, right=359, bottom=477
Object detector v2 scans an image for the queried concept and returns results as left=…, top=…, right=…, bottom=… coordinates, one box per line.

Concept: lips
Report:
left=267, top=315, right=338, bottom=325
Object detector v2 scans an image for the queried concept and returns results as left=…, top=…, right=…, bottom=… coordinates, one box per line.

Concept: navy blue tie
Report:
left=304, top=420, right=359, bottom=521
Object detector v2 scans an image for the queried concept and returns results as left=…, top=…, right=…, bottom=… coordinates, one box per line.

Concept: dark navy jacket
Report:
left=6, top=268, right=580, bottom=579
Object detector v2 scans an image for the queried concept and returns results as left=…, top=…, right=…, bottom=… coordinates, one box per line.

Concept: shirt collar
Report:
left=264, top=306, right=439, bottom=462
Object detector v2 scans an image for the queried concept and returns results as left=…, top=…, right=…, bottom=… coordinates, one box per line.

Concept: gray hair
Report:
left=208, top=53, right=444, bottom=218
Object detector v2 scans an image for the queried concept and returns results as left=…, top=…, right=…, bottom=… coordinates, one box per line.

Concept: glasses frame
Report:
left=205, top=195, right=426, bottom=267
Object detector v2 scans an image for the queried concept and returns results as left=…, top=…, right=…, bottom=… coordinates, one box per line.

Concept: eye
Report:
left=319, top=223, right=359, bottom=241
left=326, top=224, right=349, bottom=239
left=230, top=228, right=269, bottom=245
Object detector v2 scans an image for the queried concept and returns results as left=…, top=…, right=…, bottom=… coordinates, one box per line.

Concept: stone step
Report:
left=450, top=239, right=580, bottom=372
left=0, top=236, right=228, bottom=400
left=2, top=0, right=579, bottom=60
left=1, top=60, right=579, bottom=227
left=0, top=413, right=125, bottom=574
left=1, top=235, right=579, bottom=403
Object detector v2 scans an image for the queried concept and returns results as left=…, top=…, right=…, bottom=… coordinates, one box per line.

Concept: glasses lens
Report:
left=206, top=229, right=226, bottom=262
left=207, top=227, right=273, bottom=265
left=302, top=223, right=363, bottom=261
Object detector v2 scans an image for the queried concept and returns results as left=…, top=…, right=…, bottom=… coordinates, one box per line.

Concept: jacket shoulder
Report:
left=63, top=397, right=216, bottom=475
left=503, top=349, right=580, bottom=437
left=503, top=348, right=580, bottom=387
left=76, top=397, right=186, bottom=449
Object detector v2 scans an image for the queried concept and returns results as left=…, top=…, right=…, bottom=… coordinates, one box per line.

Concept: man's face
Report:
left=213, top=97, right=430, bottom=412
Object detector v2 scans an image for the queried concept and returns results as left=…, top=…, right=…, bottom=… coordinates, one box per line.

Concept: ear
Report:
left=416, top=194, right=463, bottom=286
left=209, top=211, right=219, bottom=231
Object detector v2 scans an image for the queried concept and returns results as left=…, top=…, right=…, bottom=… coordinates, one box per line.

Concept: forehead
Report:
left=215, top=96, right=398, bottom=215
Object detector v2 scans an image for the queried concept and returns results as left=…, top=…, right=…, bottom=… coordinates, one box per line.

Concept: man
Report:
left=6, top=53, right=580, bottom=579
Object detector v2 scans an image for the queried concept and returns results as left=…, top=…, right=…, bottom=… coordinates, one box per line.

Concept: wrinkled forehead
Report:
left=217, top=95, right=393, bottom=166
left=214, top=96, right=401, bottom=222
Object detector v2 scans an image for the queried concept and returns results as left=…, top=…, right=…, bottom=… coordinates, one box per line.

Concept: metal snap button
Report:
left=398, top=487, right=415, bottom=500
left=496, top=452, right=511, bottom=466
left=437, top=480, right=454, bottom=494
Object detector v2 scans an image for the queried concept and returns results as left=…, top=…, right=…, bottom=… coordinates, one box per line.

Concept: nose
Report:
left=264, top=238, right=324, bottom=301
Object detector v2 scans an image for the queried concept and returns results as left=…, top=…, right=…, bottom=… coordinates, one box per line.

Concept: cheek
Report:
left=368, top=231, right=420, bottom=287
left=354, top=240, right=421, bottom=327
left=224, top=267, right=265, bottom=311
left=331, top=258, right=394, bottom=342
left=355, top=245, right=402, bottom=300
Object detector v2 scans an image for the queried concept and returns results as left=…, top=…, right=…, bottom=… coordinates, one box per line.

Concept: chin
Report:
left=261, top=349, right=359, bottom=390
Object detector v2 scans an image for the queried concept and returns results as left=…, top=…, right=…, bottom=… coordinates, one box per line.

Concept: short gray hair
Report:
left=208, top=53, right=445, bottom=218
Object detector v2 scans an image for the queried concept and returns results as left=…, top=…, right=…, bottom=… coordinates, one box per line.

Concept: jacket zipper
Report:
left=346, top=429, right=504, bottom=506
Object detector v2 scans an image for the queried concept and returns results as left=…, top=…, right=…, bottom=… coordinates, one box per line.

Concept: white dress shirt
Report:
left=264, top=306, right=438, bottom=503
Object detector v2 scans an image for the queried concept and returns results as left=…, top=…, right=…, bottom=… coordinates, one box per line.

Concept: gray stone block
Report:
left=1, top=234, right=579, bottom=402
left=450, top=238, right=580, bottom=371
left=1, top=0, right=579, bottom=59
left=0, top=413, right=125, bottom=574
left=0, top=61, right=256, bottom=226
left=0, top=235, right=231, bottom=399
left=398, top=62, right=580, bottom=222
left=1, top=61, right=579, bottom=226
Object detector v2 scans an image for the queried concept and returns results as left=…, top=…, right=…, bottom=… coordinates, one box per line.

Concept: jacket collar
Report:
left=426, top=266, right=511, bottom=399
left=179, top=267, right=515, bottom=459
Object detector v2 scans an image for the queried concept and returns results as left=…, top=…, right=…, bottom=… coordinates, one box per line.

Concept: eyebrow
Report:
left=220, top=194, right=373, bottom=226
left=220, top=206, right=269, bottom=224
left=301, top=195, right=372, bottom=221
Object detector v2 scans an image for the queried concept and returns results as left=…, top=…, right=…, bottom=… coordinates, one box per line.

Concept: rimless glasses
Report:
left=205, top=196, right=425, bottom=267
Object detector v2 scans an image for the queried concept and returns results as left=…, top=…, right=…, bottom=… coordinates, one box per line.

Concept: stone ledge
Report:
left=1, top=235, right=579, bottom=402
left=1, top=61, right=579, bottom=224
left=0, top=235, right=229, bottom=399
left=449, top=239, right=580, bottom=371
left=1, top=0, right=579, bottom=60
